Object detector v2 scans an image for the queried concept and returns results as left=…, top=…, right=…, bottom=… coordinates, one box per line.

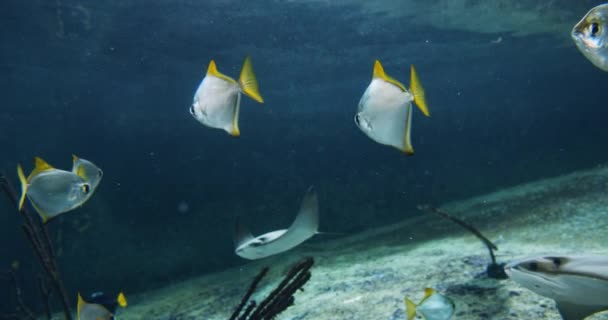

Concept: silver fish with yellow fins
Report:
left=17, top=157, right=92, bottom=223
left=72, top=154, right=103, bottom=195
left=190, top=56, right=264, bottom=136
left=405, top=288, right=454, bottom=320
left=355, top=60, right=429, bottom=154
left=77, top=292, right=127, bottom=320
left=572, top=4, right=608, bottom=71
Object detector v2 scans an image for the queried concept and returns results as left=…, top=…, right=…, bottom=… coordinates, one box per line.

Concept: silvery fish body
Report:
left=405, top=288, right=454, bottom=320
left=191, top=70, right=242, bottom=135
left=26, top=169, right=91, bottom=221
left=190, top=57, right=263, bottom=136
left=356, top=77, right=414, bottom=153
left=355, top=60, right=428, bottom=155
left=572, top=4, right=608, bottom=71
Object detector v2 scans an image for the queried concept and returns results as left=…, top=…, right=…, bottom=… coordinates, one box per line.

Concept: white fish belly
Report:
left=192, top=76, right=240, bottom=132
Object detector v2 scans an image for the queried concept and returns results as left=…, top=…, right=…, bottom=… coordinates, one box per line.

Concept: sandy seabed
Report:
left=87, top=165, right=608, bottom=320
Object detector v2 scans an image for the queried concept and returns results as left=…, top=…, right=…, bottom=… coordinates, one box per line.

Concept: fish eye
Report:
left=82, top=184, right=91, bottom=194
left=591, top=23, right=600, bottom=37
left=550, top=257, right=562, bottom=267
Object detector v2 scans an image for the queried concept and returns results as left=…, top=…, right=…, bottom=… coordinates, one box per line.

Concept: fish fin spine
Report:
left=405, top=297, right=418, bottom=320
left=372, top=60, right=407, bottom=91
left=117, top=292, right=128, bottom=307
left=410, top=65, right=430, bottom=117
left=401, top=105, right=414, bottom=155
left=230, top=93, right=241, bottom=137
left=238, top=56, right=264, bottom=103
left=17, top=165, right=28, bottom=211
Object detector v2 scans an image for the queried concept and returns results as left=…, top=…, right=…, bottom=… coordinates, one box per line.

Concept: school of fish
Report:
left=11, top=3, right=608, bottom=320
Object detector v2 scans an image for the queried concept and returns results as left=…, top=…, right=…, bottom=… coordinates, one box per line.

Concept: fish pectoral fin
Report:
left=404, top=298, right=418, bottom=320
left=17, top=164, right=28, bottom=210
left=372, top=60, right=407, bottom=92
left=238, top=56, right=264, bottom=103
left=410, top=65, right=430, bottom=117
left=556, top=301, right=608, bottom=320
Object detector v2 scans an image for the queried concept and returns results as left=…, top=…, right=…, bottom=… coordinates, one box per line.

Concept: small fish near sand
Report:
left=234, top=187, right=319, bottom=260
left=17, top=157, right=93, bottom=223
left=72, top=154, right=103, bottom=197
left=190, top=56, right=264, bottom=136
left=355, top=60, right=429, bottom=155
left=78, top=291, right=127, bottom=320
left=405, top=288, right=455, bottom=320
left=505, top=254, right=608, bottom=320
left=572, top=4, right=608, bottom=71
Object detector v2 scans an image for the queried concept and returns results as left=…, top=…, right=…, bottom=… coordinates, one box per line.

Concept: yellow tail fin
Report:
left=17, top=165, right=28, bottom=210
left=405, top=298, right=418, bottom=320
left=117, top=292, right=128, bottom=308
left=410, top=65, right=430, bottom=117
left=238, top=56, right=264, bottom=103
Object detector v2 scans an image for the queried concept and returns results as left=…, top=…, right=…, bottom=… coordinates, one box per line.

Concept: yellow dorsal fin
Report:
left=421, top=287, right=436, bottom=302
left=206, top=60, right=236, bottom=84
left=238, top=56, right=264, bottom=103
left=30, top=157, right=54, bottom=179
left=372, top=60, right=407, bottom=92
left=404, top=297, right=418, bottom=320
left=17, top=164, right=28, bottom=210
left=72, top=154, right=79, bottom=164
left=117, top=292, right=128, bottom=308
left=77, top=293, right=86, bottom=320
left=410, top=65, right=430, bottom=117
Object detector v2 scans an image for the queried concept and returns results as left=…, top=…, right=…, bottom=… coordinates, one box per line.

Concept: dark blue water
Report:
left=1, top=0, right=607, bottom=315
